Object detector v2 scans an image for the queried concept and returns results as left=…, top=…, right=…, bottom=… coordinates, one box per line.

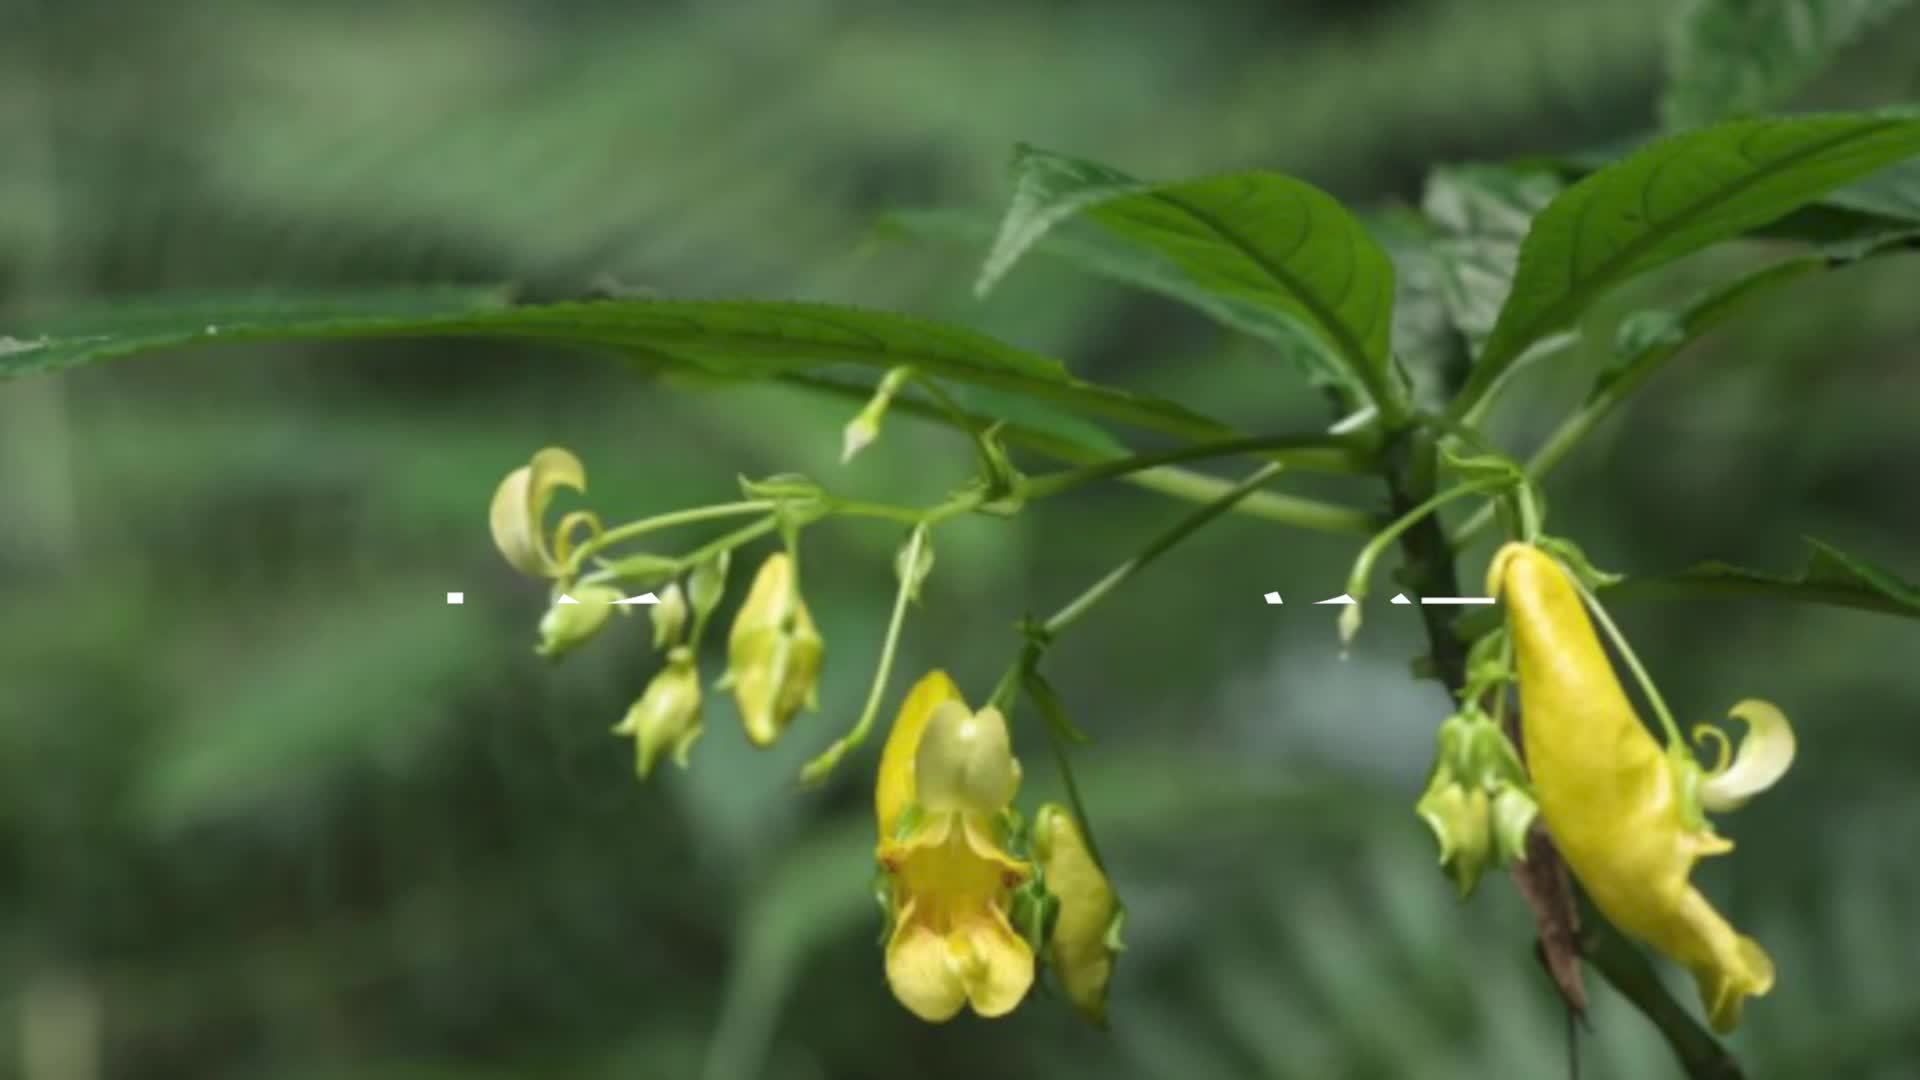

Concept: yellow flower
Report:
left=724, top=553, right=825, bottom=747
left=1033, top=803, right=1121, bottom=1027
left=490, top=447, right=587, bottom=578
left=1488, top=542, right=1787, bottom=1033
left=874, top=671, right=1035, bottom=1022
left=613, top=646, right=703, bottom=777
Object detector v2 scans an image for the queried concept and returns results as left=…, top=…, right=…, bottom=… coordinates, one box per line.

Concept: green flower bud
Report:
left=914, top=702, right=1021, bottom=816
left=1490, top=784, right=1538, bottom=865
left=724, top=552, right=825, bottom=747
left=1033, top=804, right=1120, bottom=1028
left=650, top=583, right=687, bottom=650
left=535, top=583, right=623, bottom=659
left=1417, top=779, right=1492, bottom=899
left=613, top=646, right=704, bottom=777
left=842, top=366, right=913, bottom=464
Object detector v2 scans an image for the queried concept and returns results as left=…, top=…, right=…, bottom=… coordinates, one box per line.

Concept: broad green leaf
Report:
left=1518, top=139, right=1920, bottom=243
left=976, top=145, right=1398, bottom=412
left=1635, top=538, right=1920, bottom=619
left=886, top=207, right=1361, bottom=398
left=3, top=290, right=1231, bottom=440
left=1462, top=112, right=1920, bottom=409
left=1661, top=0, right=1915, bottom=131
left=1420, top=164, right=1563, bottom=355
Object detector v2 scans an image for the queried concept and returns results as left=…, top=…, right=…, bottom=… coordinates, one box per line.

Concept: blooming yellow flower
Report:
left=724, top=553, right=825, bottom=747
left=874, top=671, right=1035, bottom=1022
left=1488, top=542, right=1786, bottom=1033
left=1033, top=803, right=1121, bottom=1027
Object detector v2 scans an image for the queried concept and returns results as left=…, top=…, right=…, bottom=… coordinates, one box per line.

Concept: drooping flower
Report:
left=1033, top=803, right=1121, bottom=1027
left=874, top=671, right=1035, bottom=1022
left=490, top=447, right=587, bottom=578
left=613, top=645, right=703, bottom=777
left=1488, top=542, right=1792, bottom=1033
left=723, top=552, right=825, bottom=747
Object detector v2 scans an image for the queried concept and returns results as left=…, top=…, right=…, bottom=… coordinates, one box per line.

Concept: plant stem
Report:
left=566, top=500, right=774, bottom=575
left=1021, top=434, right=1374, bottom=498
left=1581, top=920, right=1747, bottom=1080
left=799, top=525, right=927, bottom=783
left=779, top=372, right=1381, bottom=534
left=1040, top=461, right=1286, bottom=638
left=1114, top=466, right=1377, bottom=534
left=1567, top=573, right=1684, bottom=746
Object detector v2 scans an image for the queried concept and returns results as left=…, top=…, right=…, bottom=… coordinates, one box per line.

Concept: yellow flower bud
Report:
left=535, top=584, right=622, bottom=658
left=1489, top=541, right=1778, bottom=1033
left=489, top=447, right=585, bottom=578
left=613, top=646, right=703, bottom=777
left=914, top=702, right=1022, bottom=816
left=724, top=552, right=825, bottom=747
left=1033, top=804, right=1121, bottom=1027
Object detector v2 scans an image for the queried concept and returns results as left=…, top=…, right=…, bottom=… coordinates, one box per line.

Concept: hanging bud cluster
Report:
left=1415, top=705, right=1536, bottom=898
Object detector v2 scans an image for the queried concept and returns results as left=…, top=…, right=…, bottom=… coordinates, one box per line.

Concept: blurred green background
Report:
left=4, top=1, right=1920, bottom=1077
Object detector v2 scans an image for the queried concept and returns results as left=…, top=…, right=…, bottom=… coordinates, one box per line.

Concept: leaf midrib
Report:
left=1142, top=184, right=1382, bottom=394
left=1479, top=116, right=1913, bottom=381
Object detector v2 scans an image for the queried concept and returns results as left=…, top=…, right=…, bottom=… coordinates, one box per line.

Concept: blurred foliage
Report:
left=4, top=1, right=1920, bottom=1078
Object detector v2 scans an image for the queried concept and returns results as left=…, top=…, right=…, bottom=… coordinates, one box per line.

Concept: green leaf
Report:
left=1420, top=164, right=1563, bottom=355
left=977, top=145, right=1399, bottom=413
left=1661, top=0, right=1915, bottom=131
left=4, top=289, right=1230, bottom=440
left=1634, top=538, right=1920, bottom=619
left=888, top=207, right=1362, bottom=399
left=1462, top=112, right=1920, bottom=410
left=1592, top=226, right=1919, bottom=403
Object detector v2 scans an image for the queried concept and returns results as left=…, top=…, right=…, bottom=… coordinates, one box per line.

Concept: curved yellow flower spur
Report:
left=1488, top=542, right=1795, bottom=1033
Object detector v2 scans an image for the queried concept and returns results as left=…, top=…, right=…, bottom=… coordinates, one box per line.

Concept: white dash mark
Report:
left=1263, top=591, right=1283, bottom=604
left=611, top=593, right=661, bottom=605
left=446, top=592, right=464, bottom=605
left=1314, top=593, right=1356, bottom=605
left=1420, top=597, right=1496, bottom=605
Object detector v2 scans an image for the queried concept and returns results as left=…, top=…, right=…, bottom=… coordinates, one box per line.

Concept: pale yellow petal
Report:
left=955, top=909, right=1036, bottom=1018
left=915, top=703, right=1020, bottom=816
left=1698, top=700, right=1795, bottom=813
left=884, top=903, right=968, bottom=1023
left=488, top=447, right=586, bottom=578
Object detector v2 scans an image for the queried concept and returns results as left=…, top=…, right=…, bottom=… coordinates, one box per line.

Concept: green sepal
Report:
left=738, top=472, right=825, bottom=502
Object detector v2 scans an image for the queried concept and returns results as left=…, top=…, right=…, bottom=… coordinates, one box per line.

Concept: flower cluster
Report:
left=487, top=441, right=1801, bottom=1041
left=873, top=672, right=1121, bottom=1024
left=488, top=447, right=824, bottom=779
left=488, top=446, right=1120, bottom=1026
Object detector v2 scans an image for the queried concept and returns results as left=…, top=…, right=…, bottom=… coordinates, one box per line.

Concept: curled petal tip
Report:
left=1698, top=699, right=1794, bottom=813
